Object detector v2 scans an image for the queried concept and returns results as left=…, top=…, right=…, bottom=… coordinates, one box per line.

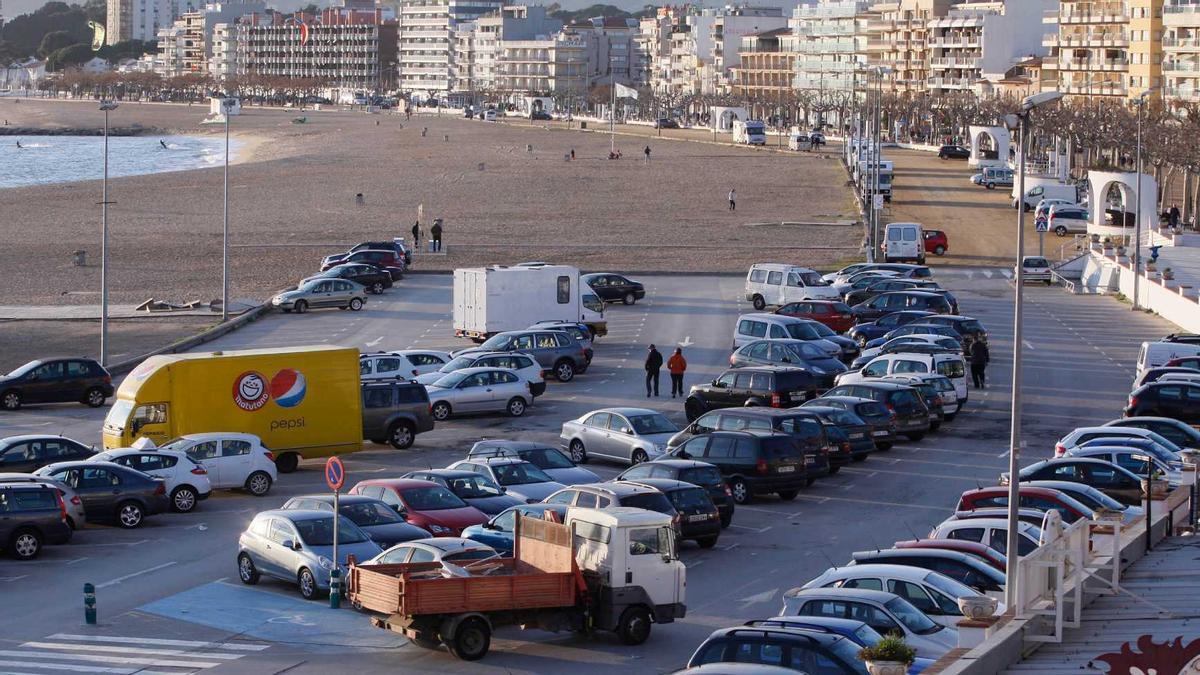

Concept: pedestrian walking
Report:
left=667, top=348, right=687, bottom=398
left=1170, top=203, right=1182, bottom=228
left=431, top=219, right=443, bottom=252
left=644, top=145, right=651, bottom=163
left=411, top=221, right=422, bottom=251
left=728, top=188, right=736, bottom=211
left=969, top=339, right=990, bottom=389
left=570, top=148, right=575, bottom=160
left=644, top=344, right=663, bottom=398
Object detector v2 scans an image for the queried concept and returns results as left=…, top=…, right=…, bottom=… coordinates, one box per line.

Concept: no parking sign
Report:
left=325, top=457, right=345, bottom=491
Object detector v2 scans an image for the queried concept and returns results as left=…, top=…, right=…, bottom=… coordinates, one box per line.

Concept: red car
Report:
left=893, top=538, right=1007, bottom=572
left=924, top=230, right=948, bottom=256
left=349, top=478, right=489, bottom=536
left=775, top=300, right=856, bottom=333
left=956, top=486, right=1092, bottom=524
left=1165, top=356, right=1200, bottom=369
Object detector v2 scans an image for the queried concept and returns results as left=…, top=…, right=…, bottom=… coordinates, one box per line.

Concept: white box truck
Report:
left=453, top=265, right=607, bottom=340
left=732, top=119, right=767, bottom=146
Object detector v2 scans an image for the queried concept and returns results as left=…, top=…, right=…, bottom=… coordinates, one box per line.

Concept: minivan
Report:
left=668, top=430, right=821, bottom=503
left=837, top=351, right=968, bottom=405
left=971, top=167, right=1013, bottom=190
left=745, top=264, right=839, bottom=310
left=1014, top=183, right=1078, bottom=211
left=733, top=313, right=842, bottom=351
left=1137, top=341, right=1200, bottom=375
left=882, top=223, right=925, bottom=264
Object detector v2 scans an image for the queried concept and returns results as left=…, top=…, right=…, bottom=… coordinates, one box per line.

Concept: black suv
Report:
left=625, top=478, right=721, bottom=548
left=1, top=358, right=113, bottom=411
left=938, top=144, right=971, bottom=160
left=851, top=291, right=953, bottom=322
left=0, top=483, right=72, bottom=559
left=669, top=431, right=818, bottom=504
left=824, top=383, right=930, bottom=441
left=669, top=408, right=836, bottom=475
left=920, top=315, right=988, bottom=344
left=684, top=367, right=819, bottom=422
left=361, top=381, right=435, bottom=449
left=809, top=396, right=897, bottom=449
left=616, top=458, right=735, bottom=528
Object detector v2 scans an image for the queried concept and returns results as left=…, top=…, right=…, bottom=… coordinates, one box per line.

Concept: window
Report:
left=628, top=527, right=661, bottom=555
left=376, top=358, right=401, bottom=374
left=188, top=441, right=219, bottom=460
left=937, top=360, right=965, bottom=378
left=364, top=388, right=393, bottom=409
left=750, top=373, right=772, bottom=390
left=841, top=577, right=883, bottom=591
left=575, top=492, right=599, bottom=508
left=849, top=602, right=901, bottom=634
left=0, top=443, right=33, bottom=464
left=863, top=361, right=889, bottom=378
left=767, top=271, right=783, bottom=285
left=513, top=334, right=535, bottom=350
left=738, top=320, right=767, bottom=338
left=575, top=519, right=610, bottom=544
left=360, top=360, right=374, bottom=376
left=586, top=412, right=612, bottom=429
left=223, top=440, right=251, bottom=457
left=557, top=276, right=571, bottom=304
left=1115, top=453, right=1151, bottom=475
left=768, top=325, right=788, bottom=339
left=250, top=517, right=271, bottom=537
left=66, top=361, right=94, bottom=377
left=621, top=465, right=654, bottom=480
left=786, top=273, right=804, bottom=288
left=717, top=373, right=737, bottom=388
left=733, top=438, right=758, bottom=459
left=894, top=360, right=929, bottom=374
left=799, top=600, right=847, bottom=619
left=78, top=467, right=117, bottom=488
left=31, top=362, right=64, bottom=380
left=947, top=527, right=985, bottom=543
left=132, top=403, right=167, bottom=426
left=546, top=490, right=576, bottom=505
left=704, top=436, right=735, bottom=459
left=536, top=333, right=558, bottom=349
left=747, top=342, right=771, bottom=359
left=750, top=269, right=767, bottom=283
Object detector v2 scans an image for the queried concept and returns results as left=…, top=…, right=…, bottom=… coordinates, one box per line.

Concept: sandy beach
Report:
left=0, top=99, right=860, bottom=307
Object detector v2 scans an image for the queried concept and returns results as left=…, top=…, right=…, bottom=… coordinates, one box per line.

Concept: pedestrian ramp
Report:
left=0, top=633, right=268, bottom=675
left=139, top=580, right=407, bottom=652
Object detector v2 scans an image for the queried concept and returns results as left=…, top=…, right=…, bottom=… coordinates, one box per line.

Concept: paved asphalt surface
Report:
left=0, top=271, right=1176, bottom=675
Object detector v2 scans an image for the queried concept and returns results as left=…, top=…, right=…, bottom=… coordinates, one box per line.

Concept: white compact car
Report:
left=416, top=351, right=546, bottom=397
left=800, top=563, right=1003, bottom=628
left=157, top=433, right=277, bottom=496
left=360, top=350, right=453, bottom=381
left=91, top=448, right=213, bottom=512
left=424, top=367, right=534, bottom=419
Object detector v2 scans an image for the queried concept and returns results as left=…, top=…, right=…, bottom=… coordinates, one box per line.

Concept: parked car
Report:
left=801, top=563, right=996, bottom=628
left=733, top=314, right=842, bottom=355
left=1003, top=457, right=1146, bottom=507
left=848, top=548, right=1006, bottom=594
left=796, top=405, right=875, bottom=462
left=1105, top=416, right=1200, bottom=450
left=615, top=458, right=735, bottom=528
left=956, top=486, right=1093, bottom=524
left=560, top=407, right=680, bottom=465
left=236, top=509, right=383, bottom=599
left=367, top=537, right=498, bottom=565
left=1125, top=381, right=1200, bottom=425
left=839, top=351, right=968, bottom=407
left=853, top=336, right=963, bottom=370
left=884, top=373, right=960, bottom=421
left=1063, top=446, right=1180, bottom=485
left=924, top=230, right=949, bottom=256
left=0, top=358, right=113, bottom=411
left=866, top=324, right=964, bottom=350
left=625, top=478, right=721, bottom=548
left=1078, top=436, right=1182, bottom=470
left=729, top=340, right=847, bottom=384
left=668, top=430, right=821, bottom=504
left=0, top=482, right=72, bottom=559
left=0, top=472, right=87, bottom=529
left=938, top=144, right=970, bottom=160
left=915, top=315, right=988, bottom=345
left=654, top=118, right=680, bottom=129
left=1020, top=481, right=1142, bottom=524
left=465, top=440, right=599, bottom=485
left=780, top=587, right=959, bottom=658
left=280, top=494, right=429, bottom=548
left=743, top=617, right=938, bottom=674
left=892, top=539, right=1007, bottom=573
left=34, top=461, right=168, bottom=528
left=1046, top=204, right=1090, bottom=237
left=464, top=329, right=588, bottom=382
left=90, top=448, right=211, bottom=512
left=844, top=279, right=943, bottom=309
left=0, top=435, right=96, bottom=474
left=303, top=263, right=392, bottom=295
left=529, top=110, right=552, bottom=121
left=461, top=503, right=570, bottom=555
left=401, top=469, right=523, bottom=515
left=1056, top=425, right=1185, bottom=458
left=1133, top=366, right=1200, bottom=389
left=806, top=396, right=896, bottom=450
left=822, top=382, right=931, bottom=441
left=929, top=518, right=1042, bottom=557
left=361, top=379, right=436, bottom=450
left=745, top=264, right=840, bottom=309
left=581, top=272, right=646, bottom=305
left=360, top=350, right=453, bottom=381
left=528, top=322, right=594, bottom=363
left=156, top=432, right=277, bottom=496
left=271, top=277, right=366, bottom=313
left=543, top=482, right=679, bottom=525
left=349, top=478, right=489, bottom=536
left=416, top=352, right=545, bottom=396
left=684, top=367, right=820, bottom=422
left=847, top=311, right=938, bottom=347
left=447, top=457, right=566, bottom=503
left=685, top=622, right=869, bottom=673
left=775, top=300, right=857, bottom=333
left=321, top=240, right=410, bottom=268
left=970, top=167, right=1013, bottom=190
left=852, top=292, right=952, bottom=323
left=319, top=248, right=403, bottom=272
left=425, top=367, right=533, bottom=419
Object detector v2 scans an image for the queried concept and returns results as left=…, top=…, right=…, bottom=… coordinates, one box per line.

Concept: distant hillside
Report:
left=547, top=3, right=656, bottom=23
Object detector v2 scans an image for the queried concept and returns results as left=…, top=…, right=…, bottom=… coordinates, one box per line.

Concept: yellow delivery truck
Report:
left=103, top=346, right=363, bottom=473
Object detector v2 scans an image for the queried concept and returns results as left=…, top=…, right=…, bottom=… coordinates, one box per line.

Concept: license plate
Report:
left=872, top=430, right=889, bottom=437
left=779, top=465, right=797, bottom=472
left=804, top=455, right=816, bottom=464
left=688, top=514, right=709, bottom=522
left=849, top=433, right=864, bottom=440
left=929, top=414, right=939, bottom=421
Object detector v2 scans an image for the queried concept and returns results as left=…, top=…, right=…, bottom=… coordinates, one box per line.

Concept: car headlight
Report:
left=317, top=556, right=335, bottom=571
left=651, top=444, right=666, bottom=455
left=429, top=524, right=451, bottom=534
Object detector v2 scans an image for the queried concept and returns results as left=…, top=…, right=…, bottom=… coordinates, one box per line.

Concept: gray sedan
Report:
left=272, top=278, right=366, bottom=314
left=425, top=368, right=533, bottom=419
left=0, top=472, right=87, bottom=529
left=237, top=509, right=383, bottom=600
left=560, top=407, right=680, bottom=465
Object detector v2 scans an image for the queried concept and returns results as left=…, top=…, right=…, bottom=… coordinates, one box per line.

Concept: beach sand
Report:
left=0, top=99, right=860, bottom=306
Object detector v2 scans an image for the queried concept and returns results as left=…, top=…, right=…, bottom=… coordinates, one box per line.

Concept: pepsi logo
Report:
left=233, top=371, right=270, bottom=411
left=270, top=369, right=307, bottom=408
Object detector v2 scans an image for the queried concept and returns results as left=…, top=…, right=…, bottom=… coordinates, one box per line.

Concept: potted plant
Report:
left=957, top=595, right=998, bottom=619
left=1163, top=268, right=1175, bottom=281
left=859, top=635, right=916, bottom=675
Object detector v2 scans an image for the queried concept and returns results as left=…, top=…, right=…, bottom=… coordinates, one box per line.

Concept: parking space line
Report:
left=792, top=493, right=946, bottom=511
left=729, top=524, right=772, bottom=534
left=96, top=562, right=177, bottom=589
left=0, top=651, right=222, bottom=670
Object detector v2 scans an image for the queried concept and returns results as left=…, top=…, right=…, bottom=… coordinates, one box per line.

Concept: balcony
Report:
left=1062, top=80, right=1126, bottom=96
left=1049, top=9, right=1127, bottom=26
left=1164, top=36, right=1200, bottom=50
left=1165, top=5, right=1200, bottom=27
left=1059, top=57, right=1128, bottom=71
left=1164, top=60, right=1200, bottom=73
left=927, top=76, right=971, bottom=89
left=930, top=56, right=982, bottom=69
left=1166, top=84, right=1200, bottom=101
left=928, top=36, right=980, bottom=48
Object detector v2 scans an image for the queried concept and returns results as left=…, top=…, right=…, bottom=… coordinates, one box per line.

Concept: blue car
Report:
left=847, top=310, right=936, bottom=347
left=863, top=323, right=963, bottom=350
left=748, top=617, right=935, bottom=673
left=462, top=503, right=569, bottom=556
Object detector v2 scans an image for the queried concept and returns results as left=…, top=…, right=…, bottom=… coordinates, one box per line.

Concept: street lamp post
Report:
left=221, top=97, right=233, bottom=322
left=99, top=100, right=118, bottom=367
left=1132, top=87, right=1158, bottom=312
left=1002, top=91, right=1064, bottom=609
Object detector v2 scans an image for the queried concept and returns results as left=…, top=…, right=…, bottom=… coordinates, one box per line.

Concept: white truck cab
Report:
left=568, top=506, right=686, bottom=617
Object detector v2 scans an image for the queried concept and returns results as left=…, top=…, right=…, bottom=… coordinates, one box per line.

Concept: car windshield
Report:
left=520, top=447, right=575, bottom=469
left=885, top=597, right=940, bottom=634
left=668, top=487, right=712, bottom=511
left=789, top=343, right=825, bottom=360
left=478, top=334, right=512, bottom=350
left=811, top=323, right=837, bottom=337
left=440, top=356, right=476, bottom=372
left=431, top=372, right=470, bottom=388
left=492, top=462, right=553, bottom=485
left=628, top=414, right=678, bottom=435
left=798, top=271, right=827, bottom=286
left=447, top=475, right=502, bottom=498
left=342, top=501, right=404, bottom=526
left=294, top=516, right=369, bottom=545
left=785, top=323, right=822, bottom=340
left=922, top=570, right=978, bottom=599
left=157, top=437, right=192, bottom=452
left=679, top=467, right=723, bottom=487
left=104, top=399, right=134, bottom=430
left=6, top=361, right=38, bottom=377
left=401, top=486, right=468, bottom=510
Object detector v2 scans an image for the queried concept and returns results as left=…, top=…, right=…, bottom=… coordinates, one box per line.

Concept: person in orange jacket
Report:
left=667, top=347, right=687, bottom=398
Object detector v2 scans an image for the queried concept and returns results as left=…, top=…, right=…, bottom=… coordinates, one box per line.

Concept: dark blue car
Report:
left=462, top=503, right=569, bottom=555
left=402, top=469, right=524, bottom=515
left=847, top=310, right=936, bottom=347
left=747, top=617, right=934, bottom=673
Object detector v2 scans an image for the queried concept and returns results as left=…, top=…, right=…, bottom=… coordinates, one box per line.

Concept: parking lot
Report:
left=0, top=271, right=1176, bottom=674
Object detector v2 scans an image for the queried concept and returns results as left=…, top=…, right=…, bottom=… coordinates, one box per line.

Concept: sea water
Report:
left=0, top=134, right=240, bottom=189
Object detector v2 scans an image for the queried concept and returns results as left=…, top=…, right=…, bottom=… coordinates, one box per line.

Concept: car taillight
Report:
left=1128, top=396, right=1139, bottom=409
left=264, top=451, right=275, bottom=462
left=191, top=466, right=208, bottom=475
left=771, top=393, right=783, bottom=407
left=730, top=354, right=736, bottom=366
left=57, top=491, right=68, bottom=522
left=724, top=484, right=732, bottom=496
left=153, top=482, right=166, bottom=496
left=1054, top=443, right=1066, bottom=457
left=756, top=458, right=769, bottom=475
left=71, top=495, right=82, bottom=506
left=841, top=442, right=851, bottom=454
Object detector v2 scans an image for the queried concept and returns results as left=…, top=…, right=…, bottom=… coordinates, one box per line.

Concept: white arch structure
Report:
left=969, top=125, right=1009, bottom=168
left=1086, top=171, right=1158, bottom=239
left=711, top=106, right=748, bottom=132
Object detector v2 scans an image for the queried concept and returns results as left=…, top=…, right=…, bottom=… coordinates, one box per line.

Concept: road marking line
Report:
left=95, top=562, right=177, bottom=589
left=20, top=644, right=242, bottom=661
left=729, top=524, right=771, bottom=533
left=0, top=576, right=28, bottom=583
left=1022, top=340, right=1035, bottom=350
left=0, top=652, right=221, bottom=669
left=792, top=493, right=946, bottom=511
left=0, top=661, right=176, bottom=674
left=44, top=636, right=267, bottom=652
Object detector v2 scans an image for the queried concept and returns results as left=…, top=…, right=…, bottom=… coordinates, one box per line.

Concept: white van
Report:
left=744, top=263, right=839, bottom=310
left=882, top=223, right=925, bottom=264
left=788, top=131, right=812, bottom=151
left=1137, top=341, right=1200, bottom=375
left=836, top=351, right=969, bottom=404
left=482, top=108, right=498, bottom=122
left=732, top=313, right=841, bottom=353
left=1013, top=183, right=1077, bottom=211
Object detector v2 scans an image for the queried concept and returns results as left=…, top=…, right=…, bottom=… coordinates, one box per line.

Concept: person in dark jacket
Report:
left=411, top=221, right=422, bottom=251
left=644, top=344, right=663, bottom=397
left=969, top=339, right=990, bottom=389
left=431, top=219, right=443, bottom=252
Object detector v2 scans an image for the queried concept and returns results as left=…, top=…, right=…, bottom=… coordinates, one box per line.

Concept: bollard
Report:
left=329, top=568, right=341, bottom=609
left=355, top=193, right=364, bottom=206
left=72, top=250, right=86, bottom=266
left=84, top=583, right=97, bottom=624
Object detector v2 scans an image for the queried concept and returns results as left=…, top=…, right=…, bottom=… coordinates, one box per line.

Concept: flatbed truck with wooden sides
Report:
left=346, top=507, right=686, bottom=660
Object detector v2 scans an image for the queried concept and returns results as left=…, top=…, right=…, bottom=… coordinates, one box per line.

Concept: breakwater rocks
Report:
left=0, top=125, right=158, bottom=136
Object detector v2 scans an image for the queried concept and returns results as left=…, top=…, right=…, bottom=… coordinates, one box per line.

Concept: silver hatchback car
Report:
left=424, top=367, right=533, bottom=420
left=560, top=407, right=681, bottom=465
left=272, top=278, right=367, bottom=314
left=237, top=509, right=383, bottom=600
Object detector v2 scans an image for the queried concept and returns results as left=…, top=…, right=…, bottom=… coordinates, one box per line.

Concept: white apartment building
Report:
left=864, top=0, right=953, bottom=93
left=155, top=0, right=264, bottom=76
left=926, top=0, right=1054, bottom=96
left=636, top=12, right=673, bottom=87
left=107, top=0, right=188, bottom=44
left=495, top=33, right=587, bottom=95
left=455, top=5, right=560, bottom=93
left=703, top=7, right=787, bottom=94
left=789, top=0, right=868, bottom=91
left=234, top=9, right=394, bottom=90
left=397, top=0, right=504, bottom=95
left=666, top=13, right=712, bottom=95
left=1164, top=0, right=1200, bottom=102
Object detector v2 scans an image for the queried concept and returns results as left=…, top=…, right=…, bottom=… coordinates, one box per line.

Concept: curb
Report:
left=106, top=302, right=274, bottom=375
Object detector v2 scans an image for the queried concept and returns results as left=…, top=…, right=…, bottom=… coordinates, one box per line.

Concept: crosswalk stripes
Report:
left=0, top=633, right=269, bottom=675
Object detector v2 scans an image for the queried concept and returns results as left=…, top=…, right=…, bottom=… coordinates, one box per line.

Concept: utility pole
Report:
left=98, top=100, right=118, bottom=366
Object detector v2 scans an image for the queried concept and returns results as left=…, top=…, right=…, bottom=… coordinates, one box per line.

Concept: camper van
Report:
left=857, top=160, right=894, bottom=202
left=733, top=119, right=767, bottom=145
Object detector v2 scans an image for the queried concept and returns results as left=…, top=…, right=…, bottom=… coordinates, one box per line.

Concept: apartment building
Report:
left=568, top=17, right=640, bottom=87
left=494, top=33, right=587, bottom=95
left=396, top=0, right=504, bottom=95
left=665, top=13, right=711, bottom=95
left=789, top=0, right=868, bottom=92
left=455, top=5, right=561, bottom=93
left=155, top=0, right=264, bottom=77
left=107, top=0, right=183, bottom=44
left=1129, top=0, right=1164, bottom=97
left=733, top=27, right=796, bottom=100
left=636, top=10, right=675, bottom=88
left=926, top=1, right=1054, bottom=97
left=703, top=6, right=787, bottom=94
left=864, top=0, right=953, bottom=93
left=1164, top=0, right=1200, bottom=102
left=1043, top=0, right=1164, bottom=100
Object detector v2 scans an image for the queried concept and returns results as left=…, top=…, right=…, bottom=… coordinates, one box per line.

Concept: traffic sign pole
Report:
left=325, top=457, right=346, bottom=609
left=1034, top=215, right=1049, bottom=257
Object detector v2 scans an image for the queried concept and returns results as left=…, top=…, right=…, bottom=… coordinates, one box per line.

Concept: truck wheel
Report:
left=616, top=606, right=652, bottom=646
left=170, top=486, right=198, bottom=512
left=569, top=440, right=587, bottom=463
left=506, top=397, right=527, bottom=417
left=553, top=360, right=575, bottom=382
left=238, top=553, right=260, bottom=584
left=752, top=295, right=766, bottom=310
left=245, top=471, right=272, bottom=496
left=10, top=528, right=42, bottom=560
left=623, top=292, right=637, bottom=305
left=388, top=422, right=415, bottom=449
left=432, top=402, right=452, bottom=421
left=447, top=618, right=491, bottom=661
left=84, top=387, right=107, bottom=408
left=730, top=478, right=751, bottom=505
left=777, top=489, right=799, bottom=501
left=1, top=390, right=20, bottom=411
left=294, top=300, right=308, bottom=314
left=275, top=453, right=299, bottom=474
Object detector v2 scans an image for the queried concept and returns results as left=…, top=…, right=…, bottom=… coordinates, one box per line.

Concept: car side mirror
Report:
left=712, top=380, right=723, bottom=388
left=620, top=427, right=631, bottom=435
left=130, top=421, right=142, bottom=434
left=282, top=539, right=298, bottom=550
left=499, top=486, right=507, bottom=493
left=483, top=522, right=498, bottom=531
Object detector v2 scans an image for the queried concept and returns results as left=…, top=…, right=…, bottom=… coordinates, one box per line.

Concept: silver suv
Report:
left=458, top=329, right=588, bottom=382
left=361, top=381, right=435, bottom=449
